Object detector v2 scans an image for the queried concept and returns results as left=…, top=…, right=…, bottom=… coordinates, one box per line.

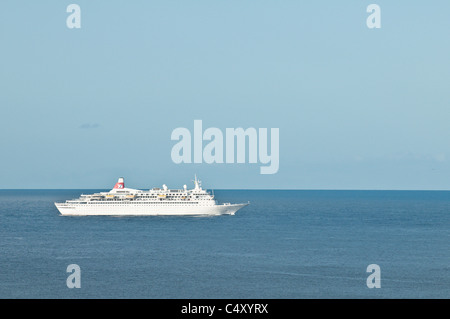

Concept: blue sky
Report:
left=1, top=1, right=449, bottom=189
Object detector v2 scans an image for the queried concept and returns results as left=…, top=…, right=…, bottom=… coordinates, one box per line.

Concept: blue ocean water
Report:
left=0, top=189, right=449, bottom=299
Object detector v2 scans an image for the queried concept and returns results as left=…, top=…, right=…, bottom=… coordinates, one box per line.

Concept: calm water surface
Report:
left=0, top=190, right=449, bottom=298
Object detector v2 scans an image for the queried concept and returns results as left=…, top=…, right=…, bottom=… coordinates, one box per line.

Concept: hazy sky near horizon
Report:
left=1, top=1, right=450, bottom=189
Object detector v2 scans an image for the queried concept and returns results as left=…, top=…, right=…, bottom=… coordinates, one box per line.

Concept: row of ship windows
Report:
left=101, top=198, right=208, bottom=200
left=87, top=195, right=208, bottom=199
left=83, top=198, right=212, bottom=204
left=71, top=202, right=198, bottom=206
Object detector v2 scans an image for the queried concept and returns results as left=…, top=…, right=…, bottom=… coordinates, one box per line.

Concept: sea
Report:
left=0, top=189, right=449, bottom=299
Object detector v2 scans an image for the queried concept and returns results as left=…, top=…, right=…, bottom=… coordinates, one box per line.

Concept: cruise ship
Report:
left=55, top=176, right=248, bottom=216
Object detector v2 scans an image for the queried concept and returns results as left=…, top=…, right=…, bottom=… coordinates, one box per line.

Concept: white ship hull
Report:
left=55, top=202, right=248, bottom=216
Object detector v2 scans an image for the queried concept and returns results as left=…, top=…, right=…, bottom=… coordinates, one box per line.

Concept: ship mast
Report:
left=194, top=174, right=201, bottom=190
